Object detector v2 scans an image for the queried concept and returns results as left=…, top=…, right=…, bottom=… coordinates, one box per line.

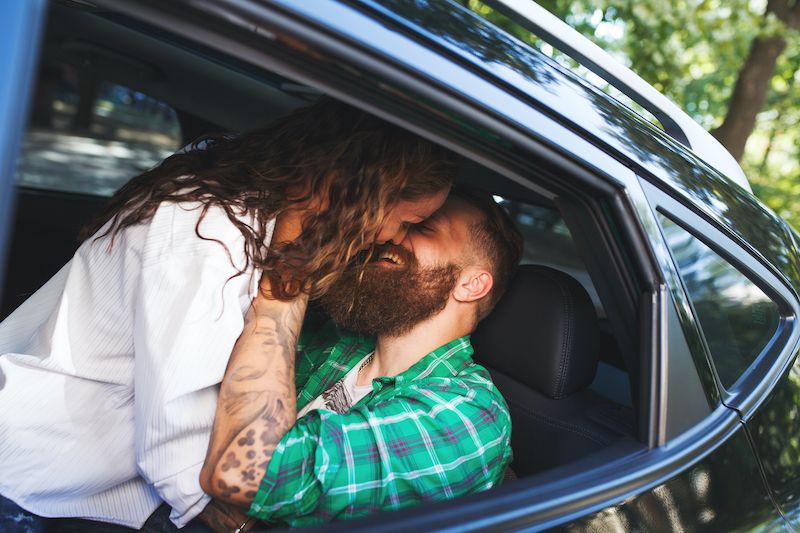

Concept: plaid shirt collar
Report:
left=391, top=335, right=474, bottom=384
left=297, top=326, right=474, bottom=409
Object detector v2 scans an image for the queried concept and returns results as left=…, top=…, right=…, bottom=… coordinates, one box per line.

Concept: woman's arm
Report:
left=200, top=211, right=309, bottom=507
left=200, top=281, right=308, bottom=506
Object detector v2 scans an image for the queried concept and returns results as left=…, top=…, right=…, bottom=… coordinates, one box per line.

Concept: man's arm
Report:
left=199, top=280, right=308, bottom=507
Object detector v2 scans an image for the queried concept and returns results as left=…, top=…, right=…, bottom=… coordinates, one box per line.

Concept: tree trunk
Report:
left=711, top=36, right=785, bottom=161
left=711, top=0, right=800, bottom=162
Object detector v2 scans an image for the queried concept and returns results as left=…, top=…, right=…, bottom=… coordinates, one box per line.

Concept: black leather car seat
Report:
left=471, top=265, right=633, bottom=477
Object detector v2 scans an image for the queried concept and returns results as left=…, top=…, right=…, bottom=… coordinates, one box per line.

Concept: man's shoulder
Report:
left=396, top=361, right=508, bottom=415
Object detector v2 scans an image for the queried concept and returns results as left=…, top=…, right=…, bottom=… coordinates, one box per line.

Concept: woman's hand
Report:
left=200, top=275, right=308, bottom=507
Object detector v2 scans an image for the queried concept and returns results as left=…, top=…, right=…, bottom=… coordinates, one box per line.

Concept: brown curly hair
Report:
left=82, top=98, right=457, bottom=299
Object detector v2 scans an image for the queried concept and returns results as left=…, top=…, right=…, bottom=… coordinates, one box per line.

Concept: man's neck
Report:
left=356, top=312, right=469, bottom=386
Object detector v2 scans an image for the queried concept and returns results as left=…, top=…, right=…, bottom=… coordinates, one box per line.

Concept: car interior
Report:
left=3, top=0, right=643, bottom=510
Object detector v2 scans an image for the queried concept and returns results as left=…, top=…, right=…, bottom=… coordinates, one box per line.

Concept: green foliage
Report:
left=460, top=0, right=800, bottom=229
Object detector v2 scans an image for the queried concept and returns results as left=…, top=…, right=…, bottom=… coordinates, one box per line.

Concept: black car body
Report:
left=1, top=0, right=799, bottom=531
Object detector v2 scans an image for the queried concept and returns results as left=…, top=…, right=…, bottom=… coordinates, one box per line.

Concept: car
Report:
left=2, top=0, right=799, bottom=531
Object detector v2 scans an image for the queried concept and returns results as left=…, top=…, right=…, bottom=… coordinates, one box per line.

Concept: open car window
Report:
left=1, top=1, right=659, bottom=529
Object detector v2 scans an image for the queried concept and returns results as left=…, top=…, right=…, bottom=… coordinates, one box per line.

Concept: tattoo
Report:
left=217, top=479, right=241, bottom=498
left=237, top=429, right=256, bottom=447
left=203, top=291, right=307, bottom=503
left=197, top=500, right=250, bottom=533
left=221, top=453, right=240, bottom=472
left=221, top=390, right=266, bottom=416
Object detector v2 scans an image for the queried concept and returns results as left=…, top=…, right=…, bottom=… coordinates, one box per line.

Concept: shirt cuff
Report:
left=151, top=463, right=211, bottom=527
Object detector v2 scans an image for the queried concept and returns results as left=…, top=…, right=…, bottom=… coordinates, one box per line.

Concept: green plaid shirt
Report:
left=247, top=314, right=512, bottom=527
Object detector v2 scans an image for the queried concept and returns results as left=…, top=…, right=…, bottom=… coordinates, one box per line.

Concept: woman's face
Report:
left=374, top=188, right=449, bottom=245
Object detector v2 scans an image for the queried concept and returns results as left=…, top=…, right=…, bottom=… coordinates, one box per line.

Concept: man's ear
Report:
left=453, top=267, right=493, bottom=303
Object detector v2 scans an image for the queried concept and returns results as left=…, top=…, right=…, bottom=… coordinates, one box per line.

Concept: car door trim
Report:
left=0, top=0, right=47, bottom=305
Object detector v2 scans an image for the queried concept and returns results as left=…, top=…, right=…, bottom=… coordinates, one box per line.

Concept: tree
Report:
left=458, top=0, right=800, bottom=229
left=711, top=0, right=800, bottom=161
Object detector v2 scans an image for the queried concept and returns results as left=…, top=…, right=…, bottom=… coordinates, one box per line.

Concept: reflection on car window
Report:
left=16, top=64, right=181, bottom=197
left=658, top=213, right=780, bottom=388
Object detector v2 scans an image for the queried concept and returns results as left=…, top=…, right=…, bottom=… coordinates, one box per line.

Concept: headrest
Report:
left=472, top=265, right=599, bottom=399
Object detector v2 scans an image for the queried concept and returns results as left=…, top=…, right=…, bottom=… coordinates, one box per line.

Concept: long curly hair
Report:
left=81, top=98, right=457, bottom=299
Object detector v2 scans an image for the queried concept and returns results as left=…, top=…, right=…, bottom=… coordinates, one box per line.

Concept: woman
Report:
left=0, top=97, right=455, bottom=531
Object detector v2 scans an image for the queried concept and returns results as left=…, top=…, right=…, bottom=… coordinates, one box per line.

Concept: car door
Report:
left=747, top=343, right=800, bottom=527
left=5, top=0, right=793, bottom=531
left=0, top=0, right=46, bottom=304
left=643, top=181, right=800, bottom=529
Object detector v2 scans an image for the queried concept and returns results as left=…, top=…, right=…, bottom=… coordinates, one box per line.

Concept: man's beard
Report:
left=320, top=244, right=460, bottom=337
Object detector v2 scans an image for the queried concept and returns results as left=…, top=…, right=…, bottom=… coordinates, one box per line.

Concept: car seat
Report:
left=471, top=264, right=634, bottom=477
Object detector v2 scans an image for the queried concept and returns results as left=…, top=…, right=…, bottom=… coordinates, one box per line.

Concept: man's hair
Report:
left=81, top=97, right=456, bottom=300
left=452, top=188, right=523, bottom=320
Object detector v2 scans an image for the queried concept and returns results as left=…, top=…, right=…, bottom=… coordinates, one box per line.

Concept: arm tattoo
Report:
left=202, top=292, right=308, bottom=504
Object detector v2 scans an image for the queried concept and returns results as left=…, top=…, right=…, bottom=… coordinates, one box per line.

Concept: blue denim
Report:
left=0, top=494, right=47, bottom=533
left=0, top=495, right=212, bottom=532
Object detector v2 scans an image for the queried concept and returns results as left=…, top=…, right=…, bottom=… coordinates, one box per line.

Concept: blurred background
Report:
left=458, top=0, right=800, bottom=229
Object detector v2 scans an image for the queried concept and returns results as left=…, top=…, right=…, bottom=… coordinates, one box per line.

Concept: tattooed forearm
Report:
left=200, top=285, right=308, bottom=507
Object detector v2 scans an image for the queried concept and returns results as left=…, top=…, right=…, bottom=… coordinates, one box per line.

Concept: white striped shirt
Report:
left=0, top=201, right=272, bottom=528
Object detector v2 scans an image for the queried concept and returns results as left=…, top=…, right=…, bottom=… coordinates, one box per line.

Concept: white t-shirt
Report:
left=0, top=201, right=273, bottom=528
left=296, top=353, right=374, bottom=419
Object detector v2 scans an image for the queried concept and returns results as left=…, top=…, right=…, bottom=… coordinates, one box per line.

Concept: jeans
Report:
left=0, top=495, right=212, bottom=532
left=0, top=494, right=46, bottom=533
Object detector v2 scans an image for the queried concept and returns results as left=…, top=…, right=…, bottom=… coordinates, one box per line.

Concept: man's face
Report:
left=321, top=198, right=481, bottom=337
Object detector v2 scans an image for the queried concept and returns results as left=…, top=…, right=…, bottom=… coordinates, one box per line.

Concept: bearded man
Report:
left=199, top=190, right=524, bottom=529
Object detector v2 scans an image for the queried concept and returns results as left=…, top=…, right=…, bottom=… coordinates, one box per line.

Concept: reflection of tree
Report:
left=661, top=216, right=780, bottom=387
left=560, top=431, right=781, bottom=531
left=366, top=0, right=560, bottom=89
left=585, top=91, right=800, bottom=289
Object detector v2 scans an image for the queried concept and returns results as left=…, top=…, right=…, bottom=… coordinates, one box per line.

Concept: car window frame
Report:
left=642, top=180, right=800, bottom=420
left=0, top=0, right=47, bottom=305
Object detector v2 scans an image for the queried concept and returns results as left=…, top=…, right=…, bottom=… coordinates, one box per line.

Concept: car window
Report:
left=657, top=213, right=781, bottom=388
left=16, top=63, right=181, bottom=197
left=497, top=197, right=601, bottom=308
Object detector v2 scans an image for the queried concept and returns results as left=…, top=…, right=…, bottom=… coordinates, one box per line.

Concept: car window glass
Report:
left=495, top=196, right=602, bottom=312
left=16, top=63, right=181, bottom=197
left=658, top=213, right=781, bottom=388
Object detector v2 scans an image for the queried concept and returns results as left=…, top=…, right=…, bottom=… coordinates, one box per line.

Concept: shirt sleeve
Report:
left=248, top=381, right=512, bottom=527
left=132, top=203, right=267, bottom=526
